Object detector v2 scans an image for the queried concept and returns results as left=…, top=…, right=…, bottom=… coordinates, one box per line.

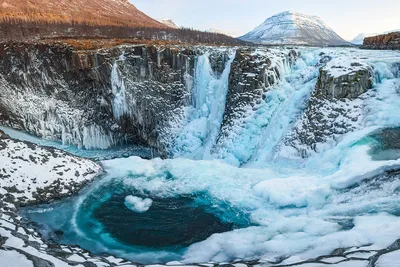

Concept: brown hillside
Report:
left=362, top=32, right=400, bottom=50
left=0, top=0, right=167, bottom=28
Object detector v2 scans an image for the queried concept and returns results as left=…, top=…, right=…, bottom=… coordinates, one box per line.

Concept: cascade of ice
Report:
left=246, top=53, right=320, bottom=166
left=192, top=54, right=214, bottom=109
left=111, top=59, right=129, bottom=120
left=211, top=49, right=320, bottom=166
left=202, top=54, right=235, bottom=159
left=172, top=52, right=235, bottom=158
left=364, top=61, right=400, bottom=128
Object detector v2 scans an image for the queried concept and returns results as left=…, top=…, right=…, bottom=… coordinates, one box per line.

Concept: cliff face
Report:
left=362, top=32, right=400, bottom=50
left=0, top=42, right=200, bottom=153
left=0, top=43, right=388, bottom=160
left=314, top=59, right=373, bottom=99
left=0, top=42, right=236, bottom=155
left=280, top=53, right=375, bottom=158
left=212, top=48, right=300, bottom=163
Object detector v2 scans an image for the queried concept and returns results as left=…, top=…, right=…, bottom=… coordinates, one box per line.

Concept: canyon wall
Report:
left=0, top=42, right=385, bottom=161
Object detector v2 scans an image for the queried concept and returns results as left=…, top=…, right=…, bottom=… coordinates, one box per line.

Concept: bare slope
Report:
left=0, top=0, right=166, bottom=28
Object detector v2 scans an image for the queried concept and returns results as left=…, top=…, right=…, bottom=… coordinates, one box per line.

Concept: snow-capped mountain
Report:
left=160, top=19, right=179, bottom=29
left=240, top=11, right=349, bottom=46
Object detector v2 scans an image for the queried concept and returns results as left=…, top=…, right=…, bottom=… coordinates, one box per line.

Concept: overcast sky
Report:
left=130, top=0, right=400, bottom=40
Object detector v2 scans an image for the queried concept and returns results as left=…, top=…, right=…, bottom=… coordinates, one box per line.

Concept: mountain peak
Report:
left=241, top=11, right=349, bottom=46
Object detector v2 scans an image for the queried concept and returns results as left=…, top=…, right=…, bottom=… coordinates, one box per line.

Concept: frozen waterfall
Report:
left=172, top=52, right=235, bottom=159
left=111, top=59, right=129, bottom=120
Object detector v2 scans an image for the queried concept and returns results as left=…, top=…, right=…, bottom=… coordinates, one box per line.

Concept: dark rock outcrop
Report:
left=220, top=48, right=299, bottom=131
left=213, top=47, right=300, bottom=161
left=362, top=32, right=400, bottom=50
left=315, top=63, right=373, bottom=99
left=281, top=57, right=373, bottom=157
left=0, top=42, right=235, bottom=155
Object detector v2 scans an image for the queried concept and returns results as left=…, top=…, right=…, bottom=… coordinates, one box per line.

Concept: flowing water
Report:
left=15, top=47, right=400, bottom=264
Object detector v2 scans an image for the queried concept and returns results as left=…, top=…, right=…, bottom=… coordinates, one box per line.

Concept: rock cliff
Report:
left=281, top=53, right=374, bottom=157
left=0, top=42, right=234, bottom=156
left=362, top=32, right=400, bottom=50
left=0, top=42, right=188, bottom=153
left=213, top=47, right=300, bottom=162
left=0, top=42, right=388, bottom=161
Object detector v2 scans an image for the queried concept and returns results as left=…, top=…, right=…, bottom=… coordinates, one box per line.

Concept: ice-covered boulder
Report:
left=280, top=57, right=373, bottom=158
left=0, top=130, right=117, bottom=267
left=315, top=59, right=373, bottom=99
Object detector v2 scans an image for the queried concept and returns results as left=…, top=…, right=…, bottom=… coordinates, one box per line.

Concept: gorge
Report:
left=1, top=42, right=400, bottom=267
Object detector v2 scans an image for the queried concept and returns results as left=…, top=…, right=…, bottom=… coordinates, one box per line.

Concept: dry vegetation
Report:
left=0, top=0, right=246, bottom=46
left=0, top=0, right=165, bottom=28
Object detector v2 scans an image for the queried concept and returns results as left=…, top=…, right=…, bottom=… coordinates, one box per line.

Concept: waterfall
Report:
left=111, top=61, right=129, bottom=120
left=246, top=55, right=319, bottom=166
left=172, top=52, right=235, bottom=158
left=202, top=54, right=235, bottom=159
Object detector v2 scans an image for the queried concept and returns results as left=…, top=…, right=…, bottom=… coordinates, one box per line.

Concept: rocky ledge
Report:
left=281, top=53, right=374, bottom=157
left=0, top=129, right=102, bottom=206
left=362, top=31, right=400, bottom=50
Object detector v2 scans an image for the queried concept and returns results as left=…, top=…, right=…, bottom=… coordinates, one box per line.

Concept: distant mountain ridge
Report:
left=362, top=31, right=400, bottom=50
left=0, top=0, right=166, bottom=28
left=240, top=11, right=349, bottom=46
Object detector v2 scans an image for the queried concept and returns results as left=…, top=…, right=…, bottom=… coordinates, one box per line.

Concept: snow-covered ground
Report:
left=0, top=130, right=102, bottom=204
left=0, top=130, right=113, bottom=267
